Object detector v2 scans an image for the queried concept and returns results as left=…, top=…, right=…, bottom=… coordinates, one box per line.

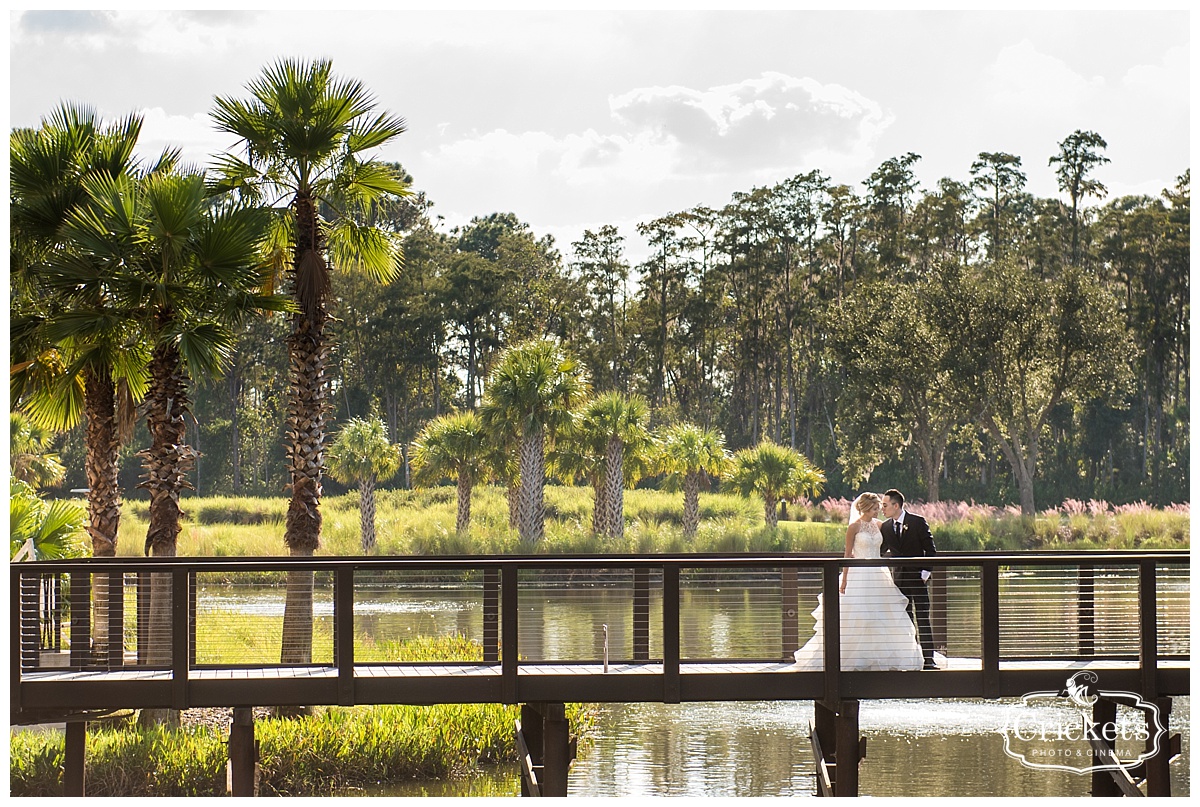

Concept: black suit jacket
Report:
left=882, top=513, right=936, bottom=576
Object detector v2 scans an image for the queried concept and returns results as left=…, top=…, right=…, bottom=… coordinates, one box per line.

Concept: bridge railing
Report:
left=12, top=552, right=1189, bottom=704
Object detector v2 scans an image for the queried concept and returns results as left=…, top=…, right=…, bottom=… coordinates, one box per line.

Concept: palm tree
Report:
left=656, top=423, right=730, bottom=541
left=10, top=412, right=66, bottom=490
left=480, top=339, right=588, bottom=544
left=10, top=479, right=87, bottom=561
left=547, top=415, right=608, bottom=536
left=728, top=440, right=825, bottom=529
left=11, top=104, right=158, bottom=660
left=60, top=169, right=281, bottom=560
left=52, top=168, right=283, bottom=725
left=577, top=392, right=653, bottom=539
left=411, top=411, right=490, bottom=538
left=327, top=417, right=402, bottom=552
left=11, top=103, right=151, bottom=561
left=212, top=59, right=409, bottom=664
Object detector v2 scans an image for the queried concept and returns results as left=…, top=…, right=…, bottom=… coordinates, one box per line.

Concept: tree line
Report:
left=15, top=60, right=1190, bottom=537
left=170, top=128, right=1185, bottom=516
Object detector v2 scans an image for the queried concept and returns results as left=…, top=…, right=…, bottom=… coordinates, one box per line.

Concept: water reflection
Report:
left=364, top=697, right=1189, bottom=797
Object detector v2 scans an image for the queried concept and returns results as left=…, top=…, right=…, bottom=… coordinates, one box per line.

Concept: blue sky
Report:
left=9, top=8, right=1190, bottom=264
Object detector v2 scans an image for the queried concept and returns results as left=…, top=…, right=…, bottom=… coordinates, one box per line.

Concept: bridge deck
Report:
left=20, top=656, right=1191, bottom=682
left=16, top=657, right=1189, bottom=713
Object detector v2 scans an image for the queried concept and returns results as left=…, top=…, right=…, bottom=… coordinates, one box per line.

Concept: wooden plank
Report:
left=514, top=719, right=541, bottom=797
left=662, top=565, right=680, bottom=703
left=1087, top=737, right=1144, bottom=797
left=502, top=565, right=518, bottom=704
left=1138, top=560, right=1158, bottom=700
left=808, top=721, right=834, bottom=797
left=335, top=568, right=355, bottom=706
left=64, top=720, right=86, bottom=796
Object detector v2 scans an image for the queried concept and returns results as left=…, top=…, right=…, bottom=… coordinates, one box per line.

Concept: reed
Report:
left=8, top=636, right=597, bottom=797
left=110, top=486, right=1187, bottom=558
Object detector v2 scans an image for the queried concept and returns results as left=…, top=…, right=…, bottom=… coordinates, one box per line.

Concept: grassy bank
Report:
left=9, top=636, right=597, bottom=796
left=107, top=486, right=1188, bottom=557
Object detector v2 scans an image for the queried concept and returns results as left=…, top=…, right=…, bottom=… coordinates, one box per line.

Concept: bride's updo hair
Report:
left=851, top=492, right=881, bottom=523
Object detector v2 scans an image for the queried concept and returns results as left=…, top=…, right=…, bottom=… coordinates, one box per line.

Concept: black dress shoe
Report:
left=922, top=661, right=938, bottom=670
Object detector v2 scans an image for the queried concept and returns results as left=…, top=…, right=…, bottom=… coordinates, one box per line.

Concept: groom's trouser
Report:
left=897, top=570, right=934, bottom=664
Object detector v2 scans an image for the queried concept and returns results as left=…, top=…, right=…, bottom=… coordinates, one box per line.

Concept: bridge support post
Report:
left=1142, top=697, right=1172, bottom=797
left=811, top=700, right=862, bottom=797
left=64, top=719, right=86, bottom=796
left=228, top=707, right=258, bottom=797
left=1090, top=699, right=1121, bottom=797
left=518, top=702, right=574, bottom=797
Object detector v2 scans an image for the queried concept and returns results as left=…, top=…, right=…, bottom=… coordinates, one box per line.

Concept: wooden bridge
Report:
left=11, top=550, right=1189, bottom=796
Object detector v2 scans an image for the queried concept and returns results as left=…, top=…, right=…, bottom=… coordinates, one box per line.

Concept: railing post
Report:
left=483, top=568, right=500, bottom=664
left=1077, top=563, right=1095, bottom=657
left=335, top=567, right=355, bottom=706
left=19, top=571, right=40, bottom=672
left=822, top=561, right=841, bottom=705
left=662, top=564, right=680, bottom=703
left=981, top=561, right=1000, bottom=698
left=188, top=572, right=198, bottom=667
left=12, top=569, right=24, bottom=709
left=781, top=566, right=798, bottom=661
left=633, top=567, right=650, bottom=661
left=930, top=568, right=947, bottom=652
left=136, top=572, right=149, bottom=665
left=171, top=569, right=190, bottom=709
left=69, top=571, right=91, bottom=669
left=502, top=565, right=519, bottom=704
left=1138, top=559, right=1158, bottom=700
left=106, top=571, right=124, bottom=668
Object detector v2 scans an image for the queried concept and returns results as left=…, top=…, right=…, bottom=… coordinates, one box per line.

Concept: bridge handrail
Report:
left=9, top=549, right=1189, bottom=574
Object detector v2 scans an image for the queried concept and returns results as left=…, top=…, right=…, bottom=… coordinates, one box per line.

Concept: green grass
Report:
left=112, top=485, right=1188, bottom=558
left=8, top=635, right=598, bottom=796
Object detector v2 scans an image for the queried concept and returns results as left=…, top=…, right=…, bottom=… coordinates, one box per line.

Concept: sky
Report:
left=7, top=7, right=1192, bottom=265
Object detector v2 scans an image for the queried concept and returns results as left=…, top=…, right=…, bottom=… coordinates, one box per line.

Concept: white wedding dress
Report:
left=792, top=519, right=926, bottom=671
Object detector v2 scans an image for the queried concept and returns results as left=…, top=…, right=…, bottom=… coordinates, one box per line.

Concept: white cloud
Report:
left=1121, top=44, right=1188, bottom=103
left=984, top=39, right=1106, bottom=116
left=421, top=71, right=891, bottom=210
left=609, top=72, right=892, bottom=176
left=133, top=107, right=234, bottom=169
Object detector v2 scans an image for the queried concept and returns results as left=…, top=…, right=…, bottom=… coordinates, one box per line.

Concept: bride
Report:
left=793, top=492, right=926, bottom=671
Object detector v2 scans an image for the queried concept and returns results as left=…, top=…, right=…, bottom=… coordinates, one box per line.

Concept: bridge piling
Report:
left=811, top=699, right=862, bottom=796
left=64, top=719, right=86, bottom=796
left=518, top=703, right=574, bottom=797
left=228, top=707, right=258, bottom=796
left=1143, top=697, right=1172, bottom=797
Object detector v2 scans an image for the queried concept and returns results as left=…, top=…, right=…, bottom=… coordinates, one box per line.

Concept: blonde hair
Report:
left=851, top=492, right=881, bottom=522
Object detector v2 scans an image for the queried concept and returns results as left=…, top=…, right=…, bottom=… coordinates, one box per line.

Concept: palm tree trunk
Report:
left=137, top=339, right=194, bottom=728
left=506, top=481, right=519, bottom=531
left=456, top=474, right=472, bottom=537
left=517, top=426, right=546, bottom=543
left=282, top=194, right=328, bottom=670
left=603, top=437, right=625, bottom=539
left=84, top=367, right=120, bottom=658
left=764, top=493, right=779, bottom=529
left=140, top=339, right=196, bottom=557
left=683, top=470, right=700, bottom=540
left=360, top=474, right=376, bottom=552
left=591, top=475, right=606, bottom=536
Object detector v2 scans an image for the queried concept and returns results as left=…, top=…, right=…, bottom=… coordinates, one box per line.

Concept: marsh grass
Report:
left=111, top=486, right=1186, bottom=558
left=9, top=636, right=597, bottom=797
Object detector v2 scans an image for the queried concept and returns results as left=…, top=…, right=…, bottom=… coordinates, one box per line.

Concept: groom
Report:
left=881, top=488, right=937, bottom=670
